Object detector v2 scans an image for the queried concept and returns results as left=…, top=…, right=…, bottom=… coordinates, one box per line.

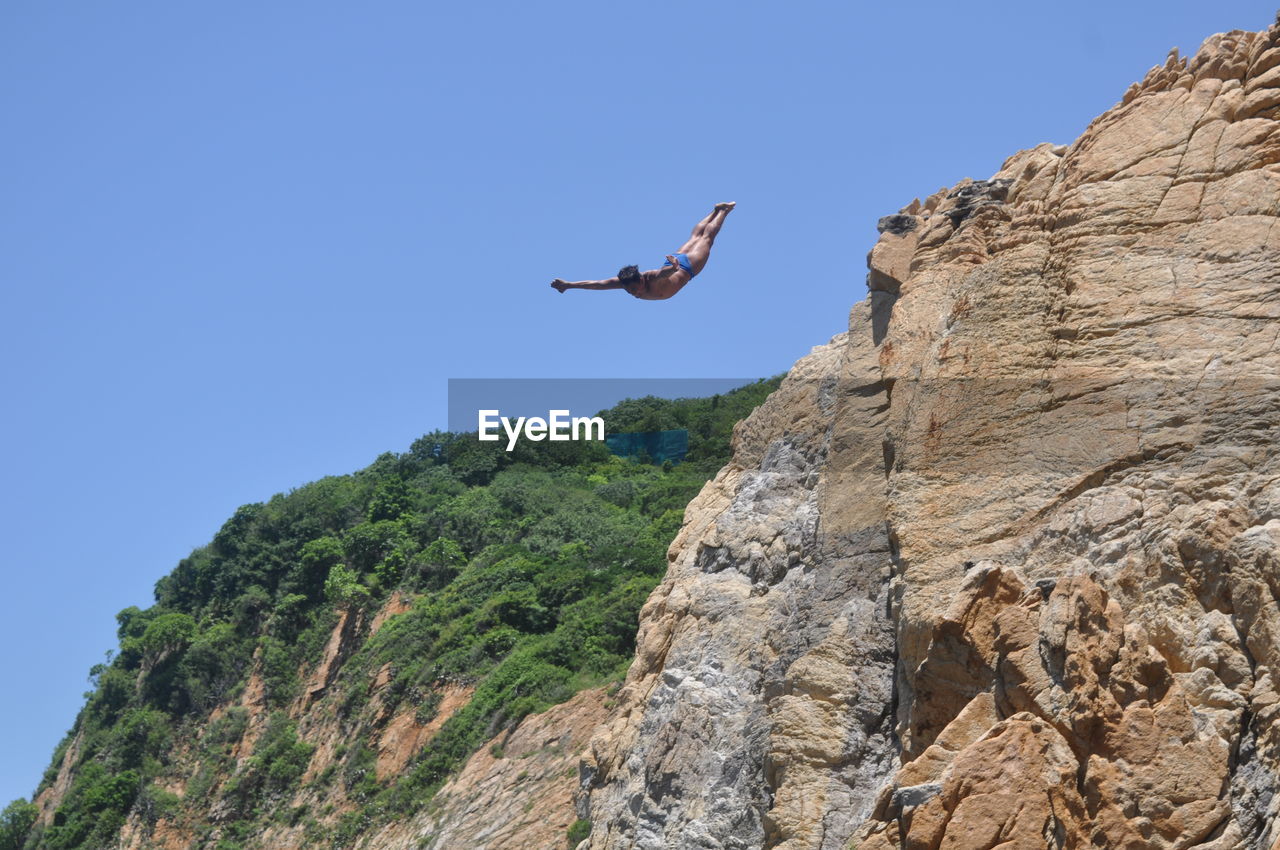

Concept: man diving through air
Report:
left=551, top=202, right=734, bottom=301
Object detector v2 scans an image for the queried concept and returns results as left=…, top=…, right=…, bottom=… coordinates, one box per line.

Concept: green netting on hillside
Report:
left=605, top=429, right=689, bottom=464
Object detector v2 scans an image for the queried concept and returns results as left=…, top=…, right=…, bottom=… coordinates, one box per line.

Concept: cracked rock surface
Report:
left=582, top=22, right=1280, bottom=850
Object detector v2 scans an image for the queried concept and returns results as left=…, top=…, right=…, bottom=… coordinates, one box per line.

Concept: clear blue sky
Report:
left=2, top=0, right=1274, bottom=805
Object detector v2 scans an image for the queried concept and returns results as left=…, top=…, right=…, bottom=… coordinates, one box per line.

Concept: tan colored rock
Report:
left=867, top=214, right=920, bottom=293
left=858, top=712, right=1089, bottom=850
left=374, top=684, right=472, bottom=780
left=359, top=687, right=610, bottom=850
left=583, top=20, right=1280, bottom=850
left=368, top=590, right=412, bottom=634
left=299, top=605, right=363, bottom=709
left=32, top=729, right=82, bottom=829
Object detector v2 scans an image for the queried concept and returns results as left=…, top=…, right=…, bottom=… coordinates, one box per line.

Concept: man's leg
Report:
left=680, top=203, right=734, bottom=250
left=701, top=204, right=732, bottom=239
left=685, top=208, right=719, bottom=242
left=680, top=203, right=733, bottom=272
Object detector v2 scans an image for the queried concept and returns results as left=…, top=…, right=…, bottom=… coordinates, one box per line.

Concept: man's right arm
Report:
left=554, top=276, right=627, bottom=290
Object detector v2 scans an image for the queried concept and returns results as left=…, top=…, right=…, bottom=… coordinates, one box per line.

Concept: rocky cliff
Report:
left=582, top=22, right=1280, bottom=850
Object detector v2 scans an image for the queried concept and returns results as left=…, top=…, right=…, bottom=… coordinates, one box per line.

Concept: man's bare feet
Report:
left=551, top=279, right=568, bottom=293
left=715, top=201, right=736, bottom=211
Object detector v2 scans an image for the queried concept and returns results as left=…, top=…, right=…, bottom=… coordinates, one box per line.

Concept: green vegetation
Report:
left=567, top=818, right=592, bottom=845
left=6, top=379, right=780, bottom=848
left=220, top=713, right=313, bottom=818
left=0, top=801, right=37, bottom=850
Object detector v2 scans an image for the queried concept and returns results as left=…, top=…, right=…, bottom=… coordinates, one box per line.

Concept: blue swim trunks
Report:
left=663, top=252, right=694, bottom=276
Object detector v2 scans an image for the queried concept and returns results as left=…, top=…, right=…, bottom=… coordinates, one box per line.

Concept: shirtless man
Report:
left=551, top=202, right=734, bottom=301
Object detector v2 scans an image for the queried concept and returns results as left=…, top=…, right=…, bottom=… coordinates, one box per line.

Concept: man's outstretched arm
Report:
left=551, top=276, right=627, bottom=292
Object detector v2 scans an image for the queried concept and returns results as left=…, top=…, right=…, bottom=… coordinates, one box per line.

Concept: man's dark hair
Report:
left=617, top=264, right=641, bottom=284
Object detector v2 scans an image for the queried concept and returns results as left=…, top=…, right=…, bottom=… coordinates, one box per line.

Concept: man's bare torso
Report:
left=626, top=267, right=691, bottom=301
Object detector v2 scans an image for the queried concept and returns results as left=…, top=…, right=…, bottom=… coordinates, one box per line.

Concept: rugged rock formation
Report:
left=581, top=311, right=898, bottom=850
left=582, top=21, right=1280, bottom=850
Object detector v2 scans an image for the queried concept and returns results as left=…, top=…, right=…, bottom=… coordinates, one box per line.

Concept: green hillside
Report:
left=1, top=378, right=781, bottom=850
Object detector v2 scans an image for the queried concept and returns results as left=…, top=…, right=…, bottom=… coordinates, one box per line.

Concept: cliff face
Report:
left=583, top=22, right=1280, bottom=850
